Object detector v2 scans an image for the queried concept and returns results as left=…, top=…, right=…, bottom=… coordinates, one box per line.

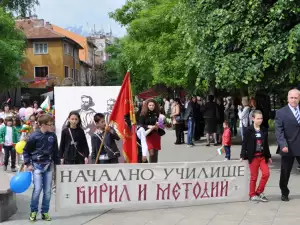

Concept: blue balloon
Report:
left=10, top=172, right=32, bottom=193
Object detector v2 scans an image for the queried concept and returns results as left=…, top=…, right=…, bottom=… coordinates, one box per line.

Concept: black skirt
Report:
left=204, top=118, right=217, bottom=134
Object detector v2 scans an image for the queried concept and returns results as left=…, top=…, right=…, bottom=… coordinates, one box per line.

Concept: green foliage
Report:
left=0, top=7, right=25, bottom=90
left=108, top=0, right=300, bottom=93
left=0, top=0, right=39, bottom=17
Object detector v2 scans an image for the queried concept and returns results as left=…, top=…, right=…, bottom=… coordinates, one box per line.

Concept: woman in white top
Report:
left=1, top=104, right=13, bottom=120
left=248, top=98, right=256, bottom=125
left=33, top=101, right=42, bottom=114
left=238, top=97, right=250, bottom=140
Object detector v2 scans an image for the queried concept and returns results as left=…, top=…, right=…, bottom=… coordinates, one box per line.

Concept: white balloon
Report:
left=25, top=107, right=34, bottom=120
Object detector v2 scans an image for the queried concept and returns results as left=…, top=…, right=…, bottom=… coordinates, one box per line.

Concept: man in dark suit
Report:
left=275, top=89, right=300, bottom=201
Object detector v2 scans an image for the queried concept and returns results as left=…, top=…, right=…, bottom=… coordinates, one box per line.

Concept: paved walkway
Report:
left=2, top=130, right=300, bottom=225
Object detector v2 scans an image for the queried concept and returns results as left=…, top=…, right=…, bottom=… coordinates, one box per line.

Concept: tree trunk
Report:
left=240, top=85, right=249, bottom=97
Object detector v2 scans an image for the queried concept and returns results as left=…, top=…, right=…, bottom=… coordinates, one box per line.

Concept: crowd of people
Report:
left=1, top=88, right=299, bottom=221
left=135, top=94, right=267, bottom=163
left=0, top=102, right=40, bottom=172
left=157, top=89, right=300, bottom=205
left=160, top=95, right=267, bottom=148
left=0, top=100, right=123, bottom=221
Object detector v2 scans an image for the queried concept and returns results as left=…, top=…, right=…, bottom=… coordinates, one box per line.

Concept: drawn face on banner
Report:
left=81, top=96, right=94, bottom=110
left=106, top=99, right=116, bottom=114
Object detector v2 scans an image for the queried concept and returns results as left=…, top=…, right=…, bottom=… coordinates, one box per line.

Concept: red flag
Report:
left=109, top=72, right=138, bottom=163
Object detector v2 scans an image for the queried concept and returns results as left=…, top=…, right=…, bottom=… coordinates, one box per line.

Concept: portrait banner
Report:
left=54, top=86, right=121, bottom=152
left=55, top=160, right=249, bottom=211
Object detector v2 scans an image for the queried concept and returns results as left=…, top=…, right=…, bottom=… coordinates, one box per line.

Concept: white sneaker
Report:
left=258, top=193, right=268, bottom=202
left=224, top=158, right=228, bottom=161
left=250, top=195, right=261, bottom=202
left=52, top=185, right=56, bottom=194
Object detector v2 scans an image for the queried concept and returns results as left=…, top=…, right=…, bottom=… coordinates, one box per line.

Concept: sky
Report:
left=35, top=0, right=127, bottom=37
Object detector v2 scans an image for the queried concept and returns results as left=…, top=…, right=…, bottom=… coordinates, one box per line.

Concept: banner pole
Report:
left=94, top=130, right=108, bottom=164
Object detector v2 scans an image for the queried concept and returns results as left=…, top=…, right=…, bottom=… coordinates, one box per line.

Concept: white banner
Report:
left=56, top=161, right=249, bottom=210
left=54, top=86, right=121, bottom=151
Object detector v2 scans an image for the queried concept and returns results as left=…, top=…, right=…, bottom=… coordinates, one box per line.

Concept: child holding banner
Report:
left=240, top=110, right=272, bottom=202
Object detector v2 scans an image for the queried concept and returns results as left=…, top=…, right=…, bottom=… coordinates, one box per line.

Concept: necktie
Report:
left=295, top=108, right=300, bottom=124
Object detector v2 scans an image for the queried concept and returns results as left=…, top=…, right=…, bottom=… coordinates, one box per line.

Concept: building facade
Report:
left=88, top=31, right=115, bottom=65
left=51, top=24, right=96, bottom=86
left=16, top=18, right=82, bottom=89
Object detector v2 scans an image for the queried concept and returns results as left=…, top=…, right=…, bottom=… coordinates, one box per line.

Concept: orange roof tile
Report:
left=16, top=19, right=83, bottom=49
left=51, top=24, right=92, bottom=63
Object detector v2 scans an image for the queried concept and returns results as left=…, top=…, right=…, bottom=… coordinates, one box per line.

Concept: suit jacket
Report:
left=275, top=105, right=300, bottom=156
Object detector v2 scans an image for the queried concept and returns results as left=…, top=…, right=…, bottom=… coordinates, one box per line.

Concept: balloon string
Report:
left=18, top=163, right=25, bottom=173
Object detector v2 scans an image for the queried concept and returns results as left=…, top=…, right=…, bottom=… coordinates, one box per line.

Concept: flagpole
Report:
left=94, top=130, right=108, bottom=164
left=95, top=69, right=134, bottom=164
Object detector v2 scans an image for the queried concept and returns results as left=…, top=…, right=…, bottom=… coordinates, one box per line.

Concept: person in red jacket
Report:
left=222, top=121, right=232, bottom=160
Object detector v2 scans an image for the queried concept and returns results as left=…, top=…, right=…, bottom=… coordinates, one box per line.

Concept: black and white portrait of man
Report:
left=104, top=98, right=116, bottom=124
left=55, top=86, right=121, bottom=154
left=63, top=95, right=97, bottom=141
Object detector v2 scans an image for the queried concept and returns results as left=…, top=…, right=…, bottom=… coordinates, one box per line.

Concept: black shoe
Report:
left=174, top=142, right=181, bottom=145
left=206, top=143, right=210, bottom=147
left=3, top=166, right=7, bottom=171
left=214, top=143, right=218, bottom=146
left=281, top=195, right=289, bottom=202
left=11, top=168, right=16, bottom=172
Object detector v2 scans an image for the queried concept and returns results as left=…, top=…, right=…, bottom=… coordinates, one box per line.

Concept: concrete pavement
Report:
left=2, top=130, right=300, bottom=225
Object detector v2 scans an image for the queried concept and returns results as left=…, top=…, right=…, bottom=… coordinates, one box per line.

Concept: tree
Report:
left=179, top=0, right=300, bottom=93
left=109, top=0, right=197, bottom=93
left=0, top=0, right=39, bottom=17
left=0, top=7, right=25, bottom=90
left=110, top=0, right=300, bottom=94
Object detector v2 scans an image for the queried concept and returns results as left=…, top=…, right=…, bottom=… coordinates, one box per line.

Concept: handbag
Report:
left=68, top=128, right=85, bottom=158
left=157, top=128, right=166, bottom=137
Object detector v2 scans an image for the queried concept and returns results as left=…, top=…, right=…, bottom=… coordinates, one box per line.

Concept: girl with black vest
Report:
left=59, top=111, right=89, bottom=165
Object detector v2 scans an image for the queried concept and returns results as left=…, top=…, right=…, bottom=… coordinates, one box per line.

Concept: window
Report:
left=34, top=66, right=48, bottom=78
left=74, top=50, right=78, bottom=61
left=64, top=66, right=69, bottom=78
left=64, top=43, right=68, bottom=54
left=64, top=43, right=72, bottom=55
left=34, top=43, right=48, bottom=54
left=70, top=47, right=74, bottom=57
